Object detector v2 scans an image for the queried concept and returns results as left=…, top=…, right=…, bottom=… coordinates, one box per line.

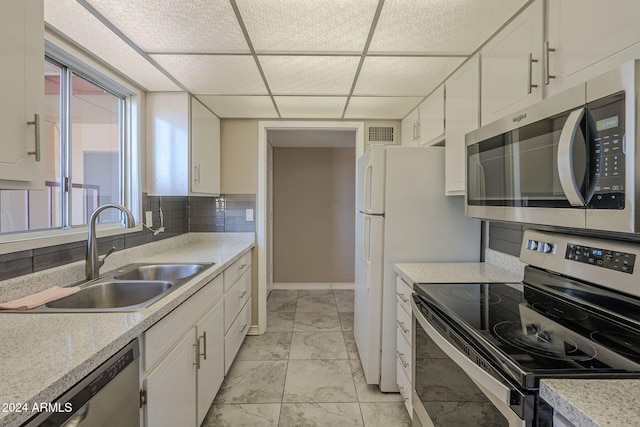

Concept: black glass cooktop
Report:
left=413, top=272, right=640, bottom=389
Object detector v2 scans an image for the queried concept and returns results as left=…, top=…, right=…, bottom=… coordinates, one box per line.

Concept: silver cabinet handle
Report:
left=200, top=331, right=207, bottom=360
left=396, top=351, right=409, bottom=368
left=412, top=123, right=417, bottom=141
left=239, top=290, right=247, bottom=299
left=239, top=263, right=247, bottom=271
left=239, top=323, right=248, bottom=334
left=396, top=292, right=409, bottom=303
left=528, top=53, right=539, bottom=94
left=416, top=121, right=421, bottom=141
left=27, top=113, right=41, bottom=161
left=545, top=41, right=556, bottom=85
left=396, top=320, right=410, bottom=334
left=557, top=108, right=587, bottom=206
left=193, top=339, right=201, bottom=369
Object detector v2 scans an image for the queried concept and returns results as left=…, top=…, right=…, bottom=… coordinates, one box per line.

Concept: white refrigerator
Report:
left=354, top=145, right=481, bottom=392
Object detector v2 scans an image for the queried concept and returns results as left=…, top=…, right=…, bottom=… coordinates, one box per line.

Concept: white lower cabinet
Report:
left=141, top=249, right=253, bottom=427
left=396, top=276, right=413, bottom=418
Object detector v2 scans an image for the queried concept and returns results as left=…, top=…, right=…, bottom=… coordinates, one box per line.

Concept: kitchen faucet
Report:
left=86, top=203, right=135, bottom=280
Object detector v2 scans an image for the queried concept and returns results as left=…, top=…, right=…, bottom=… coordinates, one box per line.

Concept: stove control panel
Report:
left=565, top=243, right=636, bottom=274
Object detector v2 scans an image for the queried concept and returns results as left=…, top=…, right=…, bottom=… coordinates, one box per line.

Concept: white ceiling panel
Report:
left=44, top=0, right=181, bottom=91
left=86, top=0, right=250, bottom=54
left=274, top=97, right=347, bottom=118
left=354, top=56, right=464, bottom=96
left=260, top=56, right=360, bottom=95
left=344, top=97, right=424, bottom=119
left=196, top=95, right=278, bottom=118
left=236, top=0, right=378, bottom=53
left=369, top=0, right=528, bottom=54
left=150, top=55, right=267, bottom=94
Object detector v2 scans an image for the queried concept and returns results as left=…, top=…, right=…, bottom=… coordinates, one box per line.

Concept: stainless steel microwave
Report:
left=466, top=60, right=639, bottom=234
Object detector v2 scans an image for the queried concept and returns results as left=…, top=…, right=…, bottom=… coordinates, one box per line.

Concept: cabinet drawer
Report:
left=144, top=274, right=223, bottom=372
left=396, top=299, right=412, bottom=345
left=224, top=267, right=251, bottom=333
left=396, top=325, right=412, bottom=382
left=224, top=297, right=252, bottom=374
left=396, top=355, right=412, bottom=416
left=224, top=251, right=251, bottom=292
left=396, top=276, right=412, bottom=316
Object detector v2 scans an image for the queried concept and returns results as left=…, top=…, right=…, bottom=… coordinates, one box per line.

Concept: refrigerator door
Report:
left=354, top=212, right=384, bottom=384
left=356, top=146, right=386, bottom=215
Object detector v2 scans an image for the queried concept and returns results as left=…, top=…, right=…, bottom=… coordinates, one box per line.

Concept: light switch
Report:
left=145, top=211, right=153, bottom=227
left=246, top=209, right=254, bottom=222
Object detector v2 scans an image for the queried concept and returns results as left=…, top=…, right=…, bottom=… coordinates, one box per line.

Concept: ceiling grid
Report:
left=42, top=0, right=529, bottom=119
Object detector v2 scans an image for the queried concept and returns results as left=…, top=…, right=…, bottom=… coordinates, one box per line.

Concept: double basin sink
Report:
left=36, top=263, right=213, bottom=312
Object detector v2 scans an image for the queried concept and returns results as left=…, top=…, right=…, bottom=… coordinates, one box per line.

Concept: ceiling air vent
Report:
left=367, top=125, right=397, bottom=144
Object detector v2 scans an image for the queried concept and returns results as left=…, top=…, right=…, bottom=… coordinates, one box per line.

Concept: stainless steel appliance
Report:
left=411, top=229, right=640, bottom=426
left=354, top=146, right=480, bottom=391
left=466, top=60, right=639, bottom=234
left=24, top=339, right=140, bottom=427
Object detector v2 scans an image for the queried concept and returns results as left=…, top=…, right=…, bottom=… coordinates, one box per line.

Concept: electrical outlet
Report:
left=246, top=209, right=254, bottom=222
left=145, top=211, right=153, bottom=227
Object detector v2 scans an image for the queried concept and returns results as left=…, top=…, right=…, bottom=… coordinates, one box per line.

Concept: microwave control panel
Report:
left=565, top=243, right=635, bottom=274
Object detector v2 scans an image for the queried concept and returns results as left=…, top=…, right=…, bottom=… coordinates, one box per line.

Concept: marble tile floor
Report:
left=203, top=289, right=412, bottom=427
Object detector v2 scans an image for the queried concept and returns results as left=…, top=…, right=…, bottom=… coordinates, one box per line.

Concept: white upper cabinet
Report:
left=0, top=0, right=44, bottom=189
left=191, top=97, right=220, bottom=196
left=146, top=93, right=220, bottom=196
left=417, top=85, right=445, bottom=146
left=401, top=108, right=419, bottom=146
left=481, top=0, right=544, bottom=126
left=546, top=0, right=640, bottom=96
left=445, top=54, right=480, bottom=196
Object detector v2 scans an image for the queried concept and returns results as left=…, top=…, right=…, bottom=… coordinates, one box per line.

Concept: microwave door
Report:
left=557, top=107, right=588, bottom=207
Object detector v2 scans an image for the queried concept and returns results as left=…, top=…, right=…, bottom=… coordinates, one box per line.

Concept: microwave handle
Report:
left=557, top=108, right=586, bottom=206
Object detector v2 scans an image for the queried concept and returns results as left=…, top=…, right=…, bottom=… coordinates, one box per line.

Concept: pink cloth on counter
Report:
left=0, top=286, right=80, bottom=310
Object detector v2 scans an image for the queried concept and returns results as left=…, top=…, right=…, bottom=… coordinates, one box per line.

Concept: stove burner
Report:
left=590, top=331, right=640, bottom=358
left=437, top=287, right=502, bottom=305
left=531, top=303, right=589, bottom=321
left=493, top=321, right=596, bottom=361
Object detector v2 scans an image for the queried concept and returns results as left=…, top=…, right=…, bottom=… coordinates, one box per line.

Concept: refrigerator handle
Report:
left=363, top=160, right=373, bottom=214
left=363, top=216, right=371, bottom=289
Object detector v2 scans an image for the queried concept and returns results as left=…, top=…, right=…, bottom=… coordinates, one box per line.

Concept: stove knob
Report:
left=538, top=242, right=553, bottom=253
left=537, top=331, right=551, bottom=344
left=526, top=240, right=538, bottom=250
left=525, top=324, right=539, bottom=335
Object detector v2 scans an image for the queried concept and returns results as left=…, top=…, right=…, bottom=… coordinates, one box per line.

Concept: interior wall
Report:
left=220, top=119, right=259, bottom=194
left=273, top=147, right=355, bottom=284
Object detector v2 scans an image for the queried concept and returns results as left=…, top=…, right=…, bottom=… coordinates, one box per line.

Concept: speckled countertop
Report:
left=0, top=233, right=254, bottom=427
left=394, top=261, right=523, bottom=285
left=540, top=379, right=640, bottom=427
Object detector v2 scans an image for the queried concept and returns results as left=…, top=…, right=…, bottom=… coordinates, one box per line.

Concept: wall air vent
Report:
left=368, top=126, right=395, bottom=143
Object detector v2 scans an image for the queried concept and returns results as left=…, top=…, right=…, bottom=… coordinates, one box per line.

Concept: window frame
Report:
left=0, top=37, right=142, bottom=254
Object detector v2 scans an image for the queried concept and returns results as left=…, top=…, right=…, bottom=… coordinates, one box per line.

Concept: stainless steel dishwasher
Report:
left=25, top=339, right=140, bottom=427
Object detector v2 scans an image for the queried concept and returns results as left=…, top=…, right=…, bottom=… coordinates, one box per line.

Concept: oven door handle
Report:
left=411, top=298, right=515, bottom=407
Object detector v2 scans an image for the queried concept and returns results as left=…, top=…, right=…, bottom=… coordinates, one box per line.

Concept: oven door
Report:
left=411, top=297, right=529, bottom=427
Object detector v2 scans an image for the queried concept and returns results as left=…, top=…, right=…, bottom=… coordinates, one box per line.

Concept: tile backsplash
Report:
left=0, top=193, right=255, bottom=281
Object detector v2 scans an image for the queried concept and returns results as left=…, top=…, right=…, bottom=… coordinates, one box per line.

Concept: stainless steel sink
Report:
left=114, top=264, right=208, bottom=282
left=45, top=281, right=174, bottom=310
left=20, top=262, right=214, bottom=313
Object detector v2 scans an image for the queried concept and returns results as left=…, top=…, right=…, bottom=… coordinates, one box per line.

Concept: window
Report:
left=0, top=50, right=137, bottom=237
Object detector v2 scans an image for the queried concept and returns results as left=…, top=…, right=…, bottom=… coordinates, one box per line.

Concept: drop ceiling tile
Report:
left=86, top=0, right=249, bottom=53
left=235, top=0, right=378, bottom=53
left=274, top=96, right=347, bottom=118
left=196, top=96, right=278, bottom=118
left=354, top=56, right=464, bottom=96
left=369, top=0, right=528, bottom=54
left=150, top=55, right=267, bottom=95
left=259, top=56, right=360, bottom=95
left=44, top=0, right=180, bottom=91
left=344, top=97, right=424, bottom=119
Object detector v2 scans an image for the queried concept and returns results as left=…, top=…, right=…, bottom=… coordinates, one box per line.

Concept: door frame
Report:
left=255, top=121, right=365, bottom=334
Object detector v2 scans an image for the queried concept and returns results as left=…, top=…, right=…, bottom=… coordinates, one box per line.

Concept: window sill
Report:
left=0, top=224, right=144, bottom=255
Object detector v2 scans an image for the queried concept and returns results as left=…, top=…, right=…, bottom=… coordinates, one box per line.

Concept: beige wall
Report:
left=273, top=147, right=355, bottom=283
left=220, top=119, right=259, bottom=194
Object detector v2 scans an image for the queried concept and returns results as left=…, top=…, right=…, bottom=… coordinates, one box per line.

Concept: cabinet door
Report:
left=481, top=0, right=543, bottom=126
left=144, top=329, right=197, bottom=427
left=546, top=0, right=640, bottom=96
left=196, top=301, right=224, bottom=426
left=445, top=55, right=480, bottom=196
left=0, top=0, right=44, bottom=188
left=417, top=85, right=445, bottom=145
left=401, top=109, right=419, bottom=146
left=190, top=97, right=220, bottom=196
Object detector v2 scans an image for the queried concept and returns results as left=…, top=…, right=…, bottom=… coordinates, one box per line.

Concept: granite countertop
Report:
left=541, top=379, right=640, bottom=427
left=0, top=233, right=254, bottom=427
left=394, top=261, right=523, bottom=285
